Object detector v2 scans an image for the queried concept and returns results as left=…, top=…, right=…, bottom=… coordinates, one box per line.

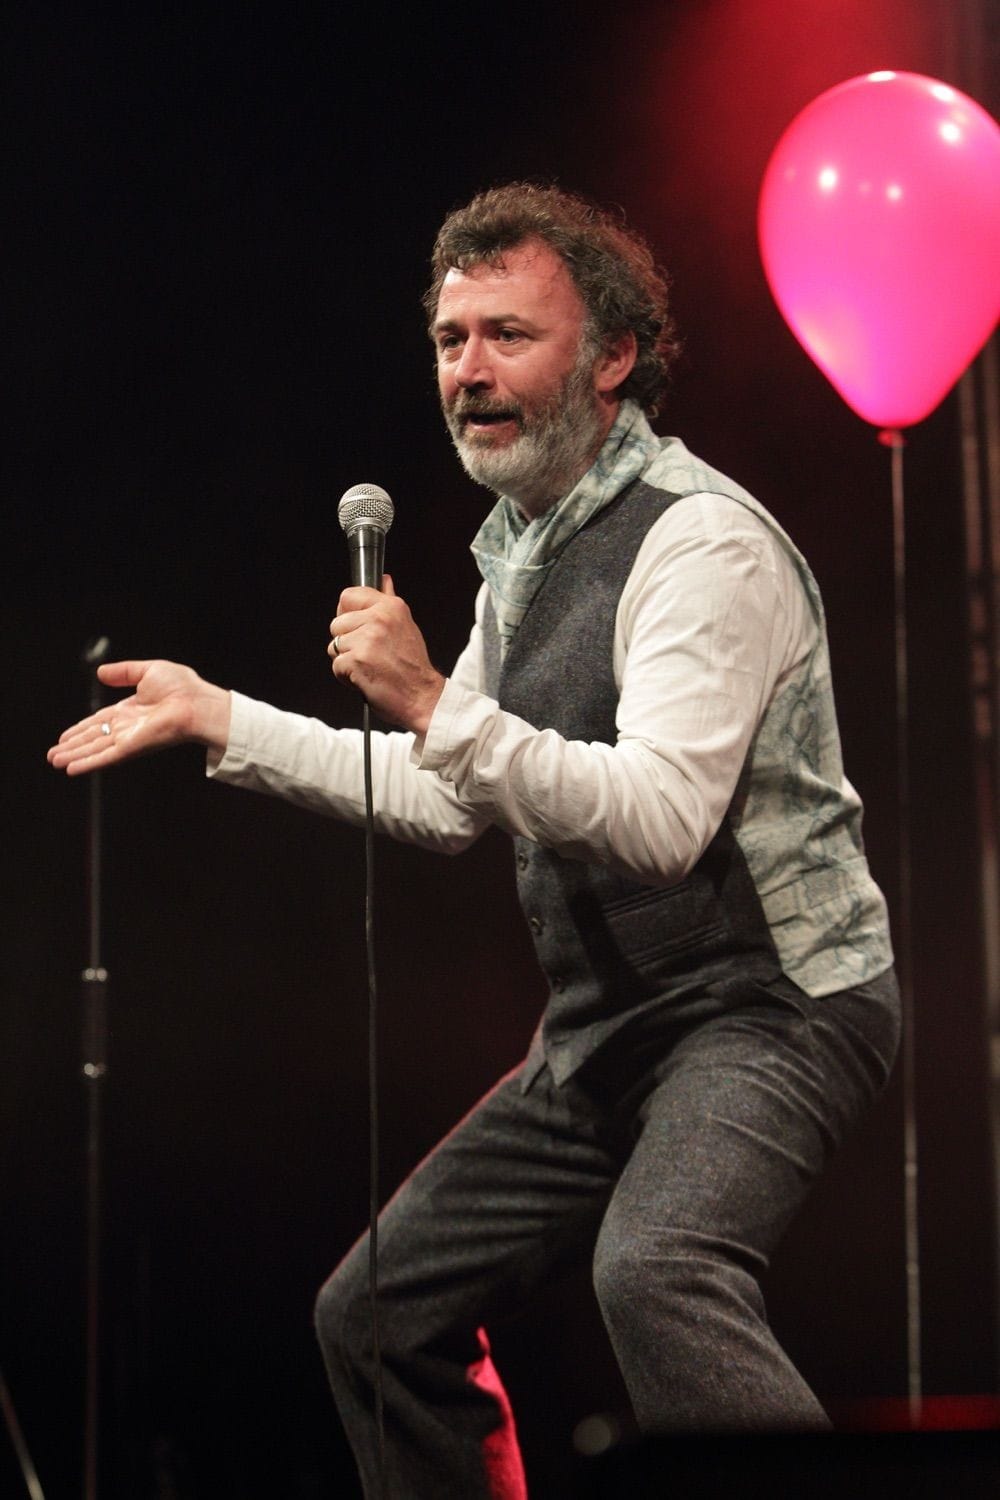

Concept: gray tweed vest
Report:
left=483, top=480, right=790, bottom=1090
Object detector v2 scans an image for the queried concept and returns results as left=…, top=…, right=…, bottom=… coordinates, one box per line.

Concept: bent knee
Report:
left=593, top=1226, right=660, bottom=1324
left=593, top=1222, right=761, bottom=1330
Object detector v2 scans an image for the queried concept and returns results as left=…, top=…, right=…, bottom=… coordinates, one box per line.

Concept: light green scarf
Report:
left=469, top=399, right=661, bottom=653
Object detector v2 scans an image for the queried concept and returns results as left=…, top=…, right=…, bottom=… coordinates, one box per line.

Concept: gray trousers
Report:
left=315, top=971, right=900, bottom=1498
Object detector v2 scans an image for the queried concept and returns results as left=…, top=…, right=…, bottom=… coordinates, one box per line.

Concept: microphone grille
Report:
left=338, top=483, right=395, bottom=536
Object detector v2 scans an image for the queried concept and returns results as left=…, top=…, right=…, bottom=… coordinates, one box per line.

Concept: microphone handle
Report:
left=348, top=524, right=386, bottom=590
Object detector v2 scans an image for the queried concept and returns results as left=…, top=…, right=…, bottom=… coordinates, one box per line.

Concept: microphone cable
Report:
left=337, top=483, right=394, bottom=1498
left=362, top=701, right=388, bottom=1498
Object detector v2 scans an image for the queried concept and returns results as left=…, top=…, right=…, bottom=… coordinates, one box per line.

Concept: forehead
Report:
left=434, top=239, right=586, bottom=328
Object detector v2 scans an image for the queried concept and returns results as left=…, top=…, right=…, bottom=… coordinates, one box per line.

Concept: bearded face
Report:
left=442, top=332, right=607, bottom=512
left=432, top=241, right=623, bottom=518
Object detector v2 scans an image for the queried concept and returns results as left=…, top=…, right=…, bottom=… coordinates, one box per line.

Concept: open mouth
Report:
left=461, top=408, right=520, bottom=434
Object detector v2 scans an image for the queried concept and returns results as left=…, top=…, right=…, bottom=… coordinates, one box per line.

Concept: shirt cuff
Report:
left=413, top=676, right=490, bottom=774
left=206, top=690, right=252, bottom=779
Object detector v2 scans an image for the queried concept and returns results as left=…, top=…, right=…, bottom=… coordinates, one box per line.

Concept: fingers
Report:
left=331, top=583, right=405, bottom=639
left=328, top=588, right=391, bottom=669
left=47, top=707, right=131, bottom=775
left=49, top=706, right=123, bottom=752
left=46, top=660, right=153, bottom=762
left=329, top=633, right=347, bottom=669
left=336, top=585, right=386, bottom=617
left=96, top=659, right=153, bottom=688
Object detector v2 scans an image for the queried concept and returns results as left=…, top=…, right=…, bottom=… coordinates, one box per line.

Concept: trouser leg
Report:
left=314, top=1062, right=621, bottom=1500
left=317, top=973, right=899, bottom=1490
left=592, top=977, right=900, bottom=1431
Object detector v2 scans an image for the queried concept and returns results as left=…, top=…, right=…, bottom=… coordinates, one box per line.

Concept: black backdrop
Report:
left=4, top=2, right=997, bottom=1495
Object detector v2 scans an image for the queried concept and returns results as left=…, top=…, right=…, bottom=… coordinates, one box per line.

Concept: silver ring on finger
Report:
left=333, top=635, right=343, bottom=657
left=100, top=722, right=112, bottom=736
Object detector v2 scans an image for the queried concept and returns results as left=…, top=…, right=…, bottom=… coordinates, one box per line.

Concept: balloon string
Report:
left=881, top=426, right=923, bottom=1426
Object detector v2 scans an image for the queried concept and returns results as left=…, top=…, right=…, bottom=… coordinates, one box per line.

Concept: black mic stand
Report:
left=80, top=636, right=111, bottom=1500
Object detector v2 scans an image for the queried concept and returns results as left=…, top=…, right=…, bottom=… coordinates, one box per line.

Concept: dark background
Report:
left=3, top=2, right=998, bottom=1495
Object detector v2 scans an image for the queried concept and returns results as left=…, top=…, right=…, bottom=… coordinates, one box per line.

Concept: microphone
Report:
left=338, top=482, right=394, bottom=590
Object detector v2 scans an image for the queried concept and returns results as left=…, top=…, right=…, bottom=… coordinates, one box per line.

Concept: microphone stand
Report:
left=0, top=1366, right=46, bottom=1500
left=80, top=636, right=111, bottom=1500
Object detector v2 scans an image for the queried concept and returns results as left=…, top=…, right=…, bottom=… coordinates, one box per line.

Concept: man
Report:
left=49, top=184, right=899, bottom=1498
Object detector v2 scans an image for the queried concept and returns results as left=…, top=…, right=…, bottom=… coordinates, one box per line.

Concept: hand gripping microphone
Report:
left=338, top=482, right=395, bottom=589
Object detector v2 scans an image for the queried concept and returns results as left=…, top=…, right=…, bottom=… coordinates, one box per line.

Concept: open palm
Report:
left=47, top=659, right=230, bottom=776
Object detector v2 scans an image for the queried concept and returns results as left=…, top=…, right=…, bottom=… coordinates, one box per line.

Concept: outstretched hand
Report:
left=47, top=659, right=232, bottom=776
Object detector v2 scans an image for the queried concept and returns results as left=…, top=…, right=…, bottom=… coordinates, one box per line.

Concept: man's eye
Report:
left=497, top=329, right=522, bottom=344
left=437, top=335, right=461, bottom=354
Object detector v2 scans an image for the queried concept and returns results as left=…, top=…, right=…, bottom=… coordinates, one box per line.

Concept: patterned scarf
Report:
left=469, top=399, right=661, bottom=653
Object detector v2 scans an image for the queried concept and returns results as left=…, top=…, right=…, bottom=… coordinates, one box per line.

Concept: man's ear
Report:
left=594, top=330, right=638, bottom=394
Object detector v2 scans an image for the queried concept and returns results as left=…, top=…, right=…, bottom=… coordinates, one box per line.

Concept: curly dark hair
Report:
left=424, top=182, right=679, bottom=415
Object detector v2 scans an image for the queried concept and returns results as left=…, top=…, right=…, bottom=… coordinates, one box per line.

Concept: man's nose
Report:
left=454, top=336, right=495, bottom=390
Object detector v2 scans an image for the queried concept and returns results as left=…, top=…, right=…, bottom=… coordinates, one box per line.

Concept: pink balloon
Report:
left=758, top=71, right=1000, bottom=429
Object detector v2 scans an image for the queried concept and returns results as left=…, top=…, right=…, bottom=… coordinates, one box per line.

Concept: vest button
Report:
left=529, top=916, right=544, bottom=936
left=516, top=850, right=529, bottom=870
left=550, top=975, right=565, bottom=993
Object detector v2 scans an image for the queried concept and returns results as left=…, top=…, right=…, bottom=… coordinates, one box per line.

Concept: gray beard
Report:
left=444, top=352, right=607, bottom=514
